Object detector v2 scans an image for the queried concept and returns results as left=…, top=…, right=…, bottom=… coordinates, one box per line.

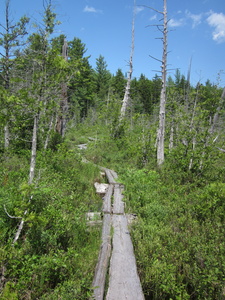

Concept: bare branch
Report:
left=146, top=24, right=163, bottom=27
left=139, top=4, right=163, bottom=15
left=213, top=135, right=219, bottom=143
left=149, top=54, right=162, bottom=63
left=216, top=147, right=225, bottom=153
left=3, top=205, right=22, bottom=219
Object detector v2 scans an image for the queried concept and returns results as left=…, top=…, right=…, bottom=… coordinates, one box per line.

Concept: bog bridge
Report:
left=91, top=167, right=145, bottom=300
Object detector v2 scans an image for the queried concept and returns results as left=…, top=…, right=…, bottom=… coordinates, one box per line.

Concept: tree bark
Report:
left=157, top=0, right=168, bottom=166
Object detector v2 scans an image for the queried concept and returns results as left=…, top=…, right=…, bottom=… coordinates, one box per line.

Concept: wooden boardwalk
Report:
left=92, top=168, right=144, bottom=300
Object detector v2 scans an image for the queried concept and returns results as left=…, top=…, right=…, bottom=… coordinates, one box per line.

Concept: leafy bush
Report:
left=0, top=147, right=101, bottom=299
left=120, top=168, right=225, bottom=299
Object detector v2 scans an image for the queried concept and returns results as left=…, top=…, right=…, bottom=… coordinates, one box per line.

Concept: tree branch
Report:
left=149, top=54, right=162, bottom=63
left=216, top=147, right=225, bottom=153
left=139, top=4, right=163, bottom=15
left=3, top=204, right=22, bottom=219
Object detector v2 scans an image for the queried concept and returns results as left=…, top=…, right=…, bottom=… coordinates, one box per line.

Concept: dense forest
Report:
left=0, top=1, right=225, bottom=299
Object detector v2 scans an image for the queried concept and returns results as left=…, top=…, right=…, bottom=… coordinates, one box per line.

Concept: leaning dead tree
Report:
left=119, top=0, right=136, bottom=120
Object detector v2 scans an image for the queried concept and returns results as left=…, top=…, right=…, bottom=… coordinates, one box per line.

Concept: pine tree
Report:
left=0, top=0, right=29, bottom=149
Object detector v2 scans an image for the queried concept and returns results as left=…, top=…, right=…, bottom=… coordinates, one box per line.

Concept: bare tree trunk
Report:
left=44, top=113, right=55, bottom=150
left=199, top=86, right=225, bottom=169
left=169, top=123, right=174, bottom=151
left=119, top=0, right=136, bottom=120
left=12, top=115, right=38, bottom=245
left=56, top=39, right=68, bottom=136
left=157, top=0, right=168, bottom=166
left=209, top=87, right=225, bottom=135
left=4, top=124, right=10, bottom=149
left=28, top=114, right=38, bottom=185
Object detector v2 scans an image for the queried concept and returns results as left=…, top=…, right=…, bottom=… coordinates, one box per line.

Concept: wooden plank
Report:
left=104, top=168, right=117, bottom=184
left=103, top=184, right=113, bottom=213
left=106, top=215, right=145, bottom=300
left=110, top=169, right=118, bottom=180
left=113, top=184, right=124, bottom=214
left=92, top=214, right=112, bottom=300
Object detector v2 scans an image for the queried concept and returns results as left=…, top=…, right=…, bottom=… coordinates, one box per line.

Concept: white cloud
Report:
left=185, top=10, right=203, bottom=28
left=150, top=14, right=157, bottom=21
left=83, top=5, right=102, bottom=13
left=169, top=18, right=184, bottom=28
left=207, top=12, right=225, bottom=43
left=135, top=6, right=144, bottom=14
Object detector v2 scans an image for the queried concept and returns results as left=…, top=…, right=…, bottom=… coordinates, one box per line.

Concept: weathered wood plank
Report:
left=103, top=184, right=113, bottom=213
left=106, top=214, right=145, bottom=300
left=104, top=168, right=117, bottom=184
left=110, top=169, right=118, bottom=180
left=113, top=184, right=124, bottom=214
left=92, top=214, right=112, bottom=300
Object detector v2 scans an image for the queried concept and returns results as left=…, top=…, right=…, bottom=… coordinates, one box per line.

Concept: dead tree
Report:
left=143, top=0, right=168, bottom=165
left=156, top=0, right=168, bottom=166
left=119, top=0, right=136, bottom=120
left=56, top=38, right=68, bottom=137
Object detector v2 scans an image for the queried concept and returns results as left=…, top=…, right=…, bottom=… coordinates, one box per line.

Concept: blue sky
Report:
left=1, top=0, right=225, bottom=86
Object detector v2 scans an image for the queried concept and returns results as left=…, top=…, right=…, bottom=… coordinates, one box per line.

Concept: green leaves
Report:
left=0, top=148, right=101, bottom=299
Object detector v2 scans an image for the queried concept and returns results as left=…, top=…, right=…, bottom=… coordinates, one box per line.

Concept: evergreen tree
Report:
left=94, top=55, right=111, bottom=102
left=68, top=38, right=95, bottom=119
left=0, top=0, right=29, bottom=149
left=111, top=68, right=126, bottom=99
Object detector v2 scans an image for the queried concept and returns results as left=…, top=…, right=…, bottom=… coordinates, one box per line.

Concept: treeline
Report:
left=1, top=0, right=223, bottom=154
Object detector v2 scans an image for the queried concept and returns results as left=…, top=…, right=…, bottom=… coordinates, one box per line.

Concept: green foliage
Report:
left=94, top=55, right=111, bottom=102
left=120, top=166, right=225, bottom=299
left=111, top=68, right=126, bottom=99
left=0, top=147, right=101, bottom=299
left=1, top=282, right=18, bottom=300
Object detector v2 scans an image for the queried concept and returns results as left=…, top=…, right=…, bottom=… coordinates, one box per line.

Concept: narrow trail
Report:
left=92, top=167, right=145, bottom=300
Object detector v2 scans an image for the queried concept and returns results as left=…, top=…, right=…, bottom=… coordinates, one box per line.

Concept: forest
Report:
left=0, top=0, right=225, bottom=299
